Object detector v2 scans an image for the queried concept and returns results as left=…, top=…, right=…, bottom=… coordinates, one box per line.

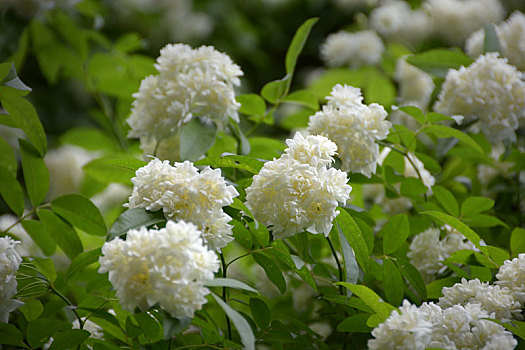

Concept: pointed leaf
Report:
left=20, top=139, right=49, bottom=206
left=38, top=210, right=83, bottom=260
left=461, top=197, right=494, bottom=217
left=83, top=157, right=147, bottom=185
left=51, top=194, right=106, bottom=236
left=381, top=214, right=409, bottom=255
left=212, top=294, right=255, bottom=350
left=0, top=323, right=27, bottom=347
left=425, top=124, right=483, bottom=155
left=180, top=118, right=217, bottom=161
left=0, top=166, right=24, bottom=216
left=483, top=23, right=503, bottom=54
left=64, top=248, right=101, bottom=281
left=405, top=49, right=474, bottom=77
left=337, top=222, right=358, bottom=291
left=252, top=252, right=286, bottom=294
left=0, top=135, right=17, bottom=176
left=432, top=185, right=459, bottom=217
left=21, top=220, right=56, bottom=256
left=108, top=208, right=166, bottom=241
left=285, top=18, right=318, bottom=75
left=337, top=283, right=396, bottom=323
left=237, top=94, right=266, bottom=116
left=205, top=278, right=258, bottom=294
left=261, top=75, right=290, bottom=104
left=382, top=259, right=404, bottom=305
left=511, top=227, right=525, bottom=257
left=335, top=209, right=369, bottom=273
left=249, top=298, right=271, bottom=330
left=48, top=329, right=90, bottom=350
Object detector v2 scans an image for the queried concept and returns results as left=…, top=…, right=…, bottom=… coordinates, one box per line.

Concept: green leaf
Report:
left=51, top=194, right=107, bottom=236
left=19, top=139, right=49, bottom=206
left=19, top=299, right=43, bottom=321
left=108, top=208, right=166, bottom=241
left=421, top=211, right=490, bottom=256
left=83, top=157, right=147, bottom=185
left=398, top=106, right=425, bottom=125
left=494, top=319, right=525, bottom=340
left=37, top=210, right=83, bottom=260
left=511, top=227, right=525, bottom=257
left=21, top=220, right=56, bottom=256
left=405, top=49, right=474, bottom=78
left=462, top=214, right=508, bottom=228
left=180, top=118, right=217, bottom=161
left=247, top=137, right=286, bottom=160
left=229, top=121, right=251, bottom=155
left=237, top=94, right=266, bottom=116
left=425, top=124, right=484, bottom=155
left=0, top=87, right=46, bottom=155
left=461, top=197, right=494, bottom=217
left=49, top=329, right=90, bottom=350
left=283, top=90, right=319, bottom=110
left=212, top=294, right=255, bottom=350
left=286, top=18, right=318, bottom=75
left=114, top=32, right=144, bottom=53
left=382, top=259, right=404, bottom=305
left=483, top=23, right=502, bottom=54
left=335, top=209, right=369, bottom=273
left=426, top=112, right=455, bottom=124
left=0, top=323, right=28, bottom=347
left=32, top=257, right=57, bottom=283
left=26, top=319, right=71, bottom=349
left=400, top=177, right=427, bottom=198
left=0, top=62, right=11, bottom=81
left=446, top=249, right=494, bottom=268
left=252, top=252, right=286, bottom=294
left=205, top=278, right=258, bottom=294
left=381, top=214, right=410, bottom=255
left=125, top=316, right=143, bottom=337
left=1, top=63, right=31, bottom=91
left=60, top=127, right=117, bottom=151
left=0, top=166, right=24, bottom=216
left=337, top=314, right=372, bottom=333
left=426, top=277, right=461, bottom=299
left=337, top=283, right=396, bottom=323
left=337, top=221, right=359, bottom=291
left=395, top=259, right=427, bottom=301
left=432, top=185, right=459, bottom=217
left=64, top=248, right=101, bottom=281
left=0, top=136, right=17, bottom=177
left=195, top=154, right=264, bottom=174
left=487, top=246, right=509, bottom=266
left=232, top=219, right=253, bottom=249
left=250, top=298, right=271, bottom=329
left=163, top=314, right=191, bottom=339
left=261, top=75, right=290, bottom=104
left=134, top=312, right=161, bottom=341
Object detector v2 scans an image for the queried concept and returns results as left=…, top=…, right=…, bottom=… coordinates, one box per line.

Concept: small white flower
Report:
left=0, top=236, right=22, bottom=322
left=496, top=254, right=525, bottom=303
left=281, top=132, right=338, bottom=170
left=320, top=30, right=384, bottom=68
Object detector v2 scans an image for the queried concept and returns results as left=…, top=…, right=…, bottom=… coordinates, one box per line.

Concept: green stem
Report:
left=326, top=236, right=344, bottom=295
left=219, top=252, right=232, bottom=340
left=49, top=284, right=84, bottom=330
left=226, top=247, right=273, bottom=269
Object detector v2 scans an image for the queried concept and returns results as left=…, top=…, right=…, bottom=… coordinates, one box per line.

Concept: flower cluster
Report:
left=496, top=254, right=525, bottom=303
left=307, top=84, right=391, bottom=177
left=245, top=132, right=351, bottom=239
left=394, top=57, right=435, bottom=111
left=126, top=158, right=239, bottom=250
left=127, top=43, right=243, bottom=161
left=320, top=30, right=384, bottom=69
left=98, top=221, right=219, bottom=318
left=466, top=11, right=525, bottom=71
left=434, top=53, right=525, bottom=144
left=0, top=236, right=22, bottom=323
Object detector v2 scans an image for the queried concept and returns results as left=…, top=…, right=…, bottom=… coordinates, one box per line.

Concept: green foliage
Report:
left=405, top=49, right=474, bottom=77
left=180, top=118, right=217, bottom=161
left=212, top=294, right=255, bottom=350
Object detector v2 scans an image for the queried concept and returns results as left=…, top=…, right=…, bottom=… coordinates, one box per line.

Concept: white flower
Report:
left=368, top=300, right=433, bottom=350
left=369, top=1, right=431, bottom=47
left=438, top=278, right=523, bottom=321
left=426, top=0, right=505, bottom=46
left=307, top=84, right=391, bottom=177
left=496, top=254, right=525, bottom=303
left=281, top=132, right=338, bottom=170
left=98, top=220, right=219, bottom=318
left=466, top=11, right=525, bottom=71
left=434, top=53, right=525, bottom=144
left=394, top=57, right=435, bottom=110
left=0, top=236, right=22, bottom=322
left=320, top=30, right=384, bottom=68
left=126, top=158, right=239, bottom=250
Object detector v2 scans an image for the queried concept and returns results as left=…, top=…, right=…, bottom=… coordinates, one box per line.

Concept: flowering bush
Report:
left=0, top=1, right=524, bottom=349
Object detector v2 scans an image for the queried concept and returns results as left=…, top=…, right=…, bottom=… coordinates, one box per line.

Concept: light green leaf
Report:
left=19, top=139, right=48, bottom=207
left=335, top=209, right=369, bottom=273
left=400, top=177, right=427, bottom=198
left=286, top=18, right=318, bottom=75
left=83, top=157, right=147, bottom=185
left=446, top=249, right=494, bottom=268
left=337, top=283, right=396, bottom=323
left=48, top=329, right=90, bottom=350
left=195, top=154, right=264, bottom=174
left=31, top=257, right=57, bottom=283
left=487, top=246, right=509, bottom=266
left=51, top=194, right=107, bottom=236
left=463, top=214, right=508, bottom=228
left=0, top=166, right=25, bottom=216
left=381, top=214, right=410, bottom=255
left=432, top=185, right=459, bottom=217
left=461, top=197, right=494, bottom=217
left=180, top=118, right=217, bottom=161
left=483, top=23, right=503, bottom=54
left=0, top=87, right=46, bottom=156
left=237, top=94, right=266, bottom=116
left=405, top=49, right=474, bottom=77
left=60, top=127, right=117, bottom=151
left=0, top=323, right=28, bottom=348
left=212, top=294, right=255, bottom=350
left=337, top=314, right=372, bottom=333
left=0, top=136, right=17, bottom=176
left=309, top=68, right=365, bottom=99
left=232, top=219, right=253, bottom=249
left=252, top=252, right=286, bottom=294
left=247, top=137, right=285, bottom=160
left=425, top=124, right=483, bottom=155
left=205, top=278, right=258, bottom=294
left=19, top=299, right=43, bottom=321
left=21, top=220, right=56, bottom=256
left=37, top=210, right=83, bottom=260
left=382, top=259, right=404, bottom=305
left=421, top=211, right=490, bottom=256
left=114, top=32, right=144, bottom=53
left=398, top=106, right=425, bottom=125
left=64, top=248, right=101, bottom=281
left=426, top=277, right=461, bottom=299
left=108, top=208, right=166, bottom=241
left=261, top=75, right=290, bottom=104
left=26, top=319, right=71, bottom=349
left=511, top=227, right=525, bottom=257
left=250, top=298, right=271, bottom=329
left=283, top=90, right=319, bottom=110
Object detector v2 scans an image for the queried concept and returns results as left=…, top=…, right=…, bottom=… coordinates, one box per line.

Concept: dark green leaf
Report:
left=237, top=94, right=266, bottom=116
left=163, top=314, right=191, bottom=339
left=432, top=185, right=459, bottom=217
left=395, top=259, right=427, bottom=301
left=0, top=323, right=28, bottom=347
left=108, top=208, right=166, bottom=241
left=426, top=277, right=461, bottom=299
left=20, top=139, right=48, bottom=206
left=381, top=214, right=410, bottom=255
left=195, top=154, right=264, bottom=174
left=19, top=299, right=43, bottom=321
left=125, top=316, right=143, bottom=337
left=21, top=220, right=56, bottom=256
left=252, top=252, right=286, bottom=294
left=0, top=166, right=24, bottom=216
left=405, top=49, right=474, bottom=77
left=461, top=197, right=494, bottom=217
left=49, top=329, right=90, bottom=350
left=83, top=157, right=147, bottom=185
left=283, top=90, right=319, bottom=110
left=250, top=298, right=271, bottom=329
left=425, top=124, right=484, bottom=155
left=134, top=312, right=161, bottom=341
left=261, top=75, right=290, bottom=104
left=26, top=319, right=71, bottom=349
left=446, top=249, right=494, bottom=268
left=285, top=18, right=318, bottom=75
left=64, top=248, right=101, bottom=281
left=232, top=219, right=253, bottom=249
left=511, top=228, right=525, bottom=257
left=0, top=136, right=17, bottom=177
left=180, top=118, right=217, bottom=161
left=1, top=63, right=31, bottom=91
left=205, top=278, right=258, bottom=293
left=38, top=210, right=83, bottom=260
left=483, top=23, right=502, bottom=54
left=212, top=294, right=255, bottom=350
left=337, top=283, right=396, bottom=323
left=51, top=194, right=106, bottom=236
left=335, top=209, right=369, bottom=272
left=337, top=314, right=372, bottom=333
left=382, top=259, right=404, bottom=305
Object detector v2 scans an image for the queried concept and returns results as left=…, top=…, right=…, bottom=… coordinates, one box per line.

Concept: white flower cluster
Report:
left=425, top=0, right=505, bottom=46
left=408, top=226, right=478, bottom=282
left=496, top=254, right=525, bottom=303
left=307, top=84, right=391, bottom=177
left=126, top=158, right=239, bottom=250
left=320, top=30, right=384, bottom=69
left=434, top=53, right=525, bottom=144
left=466, top=11, right=525, bottom=71
left=128, top=43, right=243, bottom=160
left=98, top=221, right=219, bottom=318
left=369, top=1, right=431, bottom=47
left=245, top=132, right=351, bottom=239
left=0, top=236, right=22, bottom=323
